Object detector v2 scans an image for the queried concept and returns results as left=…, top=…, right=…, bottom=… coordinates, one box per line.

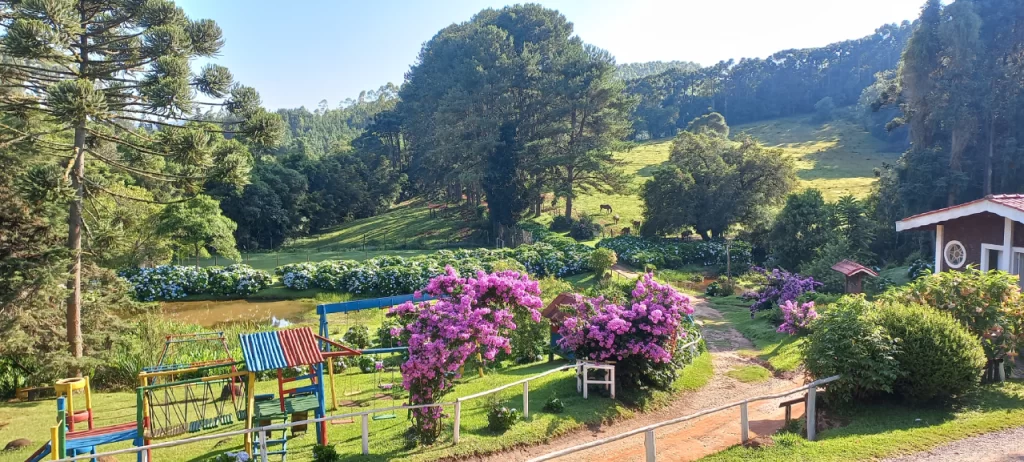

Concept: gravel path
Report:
left=470, top=299, right=808, bottom=462
left=883, top=425, right=1024, bottom=461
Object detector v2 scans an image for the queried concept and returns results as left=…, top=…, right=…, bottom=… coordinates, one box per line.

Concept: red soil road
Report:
left=472, top=299, right=809, bottom=462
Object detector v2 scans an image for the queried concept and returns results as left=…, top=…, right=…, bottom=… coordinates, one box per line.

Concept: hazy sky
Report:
left=176, top=0, right=927, bottom=110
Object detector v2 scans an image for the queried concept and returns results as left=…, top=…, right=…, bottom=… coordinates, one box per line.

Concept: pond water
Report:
left=160, top=299, right=314, bottom=327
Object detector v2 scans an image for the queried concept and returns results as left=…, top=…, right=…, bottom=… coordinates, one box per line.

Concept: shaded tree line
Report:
left=628, top=22, right=914, bottom=139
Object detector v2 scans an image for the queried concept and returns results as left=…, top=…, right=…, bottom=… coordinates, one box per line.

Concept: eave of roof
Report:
left=896, top=195, right=1024, bottom=232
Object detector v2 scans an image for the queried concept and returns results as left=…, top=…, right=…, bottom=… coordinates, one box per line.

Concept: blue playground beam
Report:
left=317, top=293, right=434, bottom=340
left=358, top=347, right=408, bottom=355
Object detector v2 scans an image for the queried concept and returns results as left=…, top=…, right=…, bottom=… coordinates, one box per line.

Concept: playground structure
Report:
left=27, top=377, right=144, bottom=462
left=28, top=328, right=362, bottom=462
left=316, top=293, right=431, bottom=411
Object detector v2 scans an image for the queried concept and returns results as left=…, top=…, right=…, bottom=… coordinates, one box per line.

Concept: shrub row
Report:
left=276, top=241, right=594, bottom=296
left=596, top=236, right=752, bottom=270
left=120, top=264, right=273, bottom=301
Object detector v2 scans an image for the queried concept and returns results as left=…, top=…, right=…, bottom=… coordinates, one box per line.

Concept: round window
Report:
left=944, top=240, right=967, bottom=269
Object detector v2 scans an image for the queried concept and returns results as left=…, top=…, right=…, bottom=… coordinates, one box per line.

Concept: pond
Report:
left=160, top=299, right=315, bottom=327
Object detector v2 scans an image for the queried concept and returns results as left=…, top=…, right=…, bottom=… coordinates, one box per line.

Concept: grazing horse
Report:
left=613, top=214, right=620, bottom=224
left=600, top=204, right=613, bottom=213
left=621, top=227, right=631, bottom=236
left=632, top=220, right=642, bottom=231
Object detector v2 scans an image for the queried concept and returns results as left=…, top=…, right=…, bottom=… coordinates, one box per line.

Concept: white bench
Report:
left=576, top=362, right=615, bottom=399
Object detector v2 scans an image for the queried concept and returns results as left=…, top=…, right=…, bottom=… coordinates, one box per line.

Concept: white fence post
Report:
left=644, top=429, right=657, bottom=462
left=583, top=367, right=589, bottom=399
left=453, top=401, right=462, bottom=444
left=257, top=429, right=268, bottom=462
left=806, top=385, right=817, bottom=441
left=739, top=401, right=749, bottom=443
left=610, top=369, right=615, bottom=399
left=523, top=382, right=530, bottom=418
left=361, top=413, right=370, bottom=455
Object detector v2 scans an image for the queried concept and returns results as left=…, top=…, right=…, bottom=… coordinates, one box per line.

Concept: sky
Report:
left=176, top=0, right=927, bottom=111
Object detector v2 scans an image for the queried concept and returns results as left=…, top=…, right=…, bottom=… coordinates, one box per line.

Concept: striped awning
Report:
left=239, top=327, right=324, bottom=372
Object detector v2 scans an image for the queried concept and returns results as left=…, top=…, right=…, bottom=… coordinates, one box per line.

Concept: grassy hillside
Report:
left=734, top=111, right=900, bottom=200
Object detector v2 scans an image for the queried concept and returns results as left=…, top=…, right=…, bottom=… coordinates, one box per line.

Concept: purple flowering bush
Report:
left=749, top=267, right=821, bottom=315
left=776, top=300, right=818, bottom=335
left=387, top=267, right=543, bottom=444
left=556, top=274, right=696, bottom=404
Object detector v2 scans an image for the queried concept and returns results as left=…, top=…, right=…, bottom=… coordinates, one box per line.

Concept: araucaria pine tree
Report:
left=0, top=0, right=282, bottom=360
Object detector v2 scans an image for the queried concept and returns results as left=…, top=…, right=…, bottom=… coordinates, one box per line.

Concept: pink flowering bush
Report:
left=387, top=266, right=543, bottom=444
left=557, top=274, right=695, bottom=404
left=776, top=300, right=818, bottom=335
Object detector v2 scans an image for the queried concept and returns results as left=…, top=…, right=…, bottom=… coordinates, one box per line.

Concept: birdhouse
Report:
left=830, top=259, right=878, bottom=294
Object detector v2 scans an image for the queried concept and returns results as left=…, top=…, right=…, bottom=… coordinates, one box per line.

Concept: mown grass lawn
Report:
left=701, top=381, right=1024, bottom=461
left=705, top=296, right=804, bottom=373
left=0, top=353, right=714, bottom=462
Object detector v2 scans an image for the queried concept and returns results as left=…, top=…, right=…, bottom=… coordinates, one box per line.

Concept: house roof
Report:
left=239, top=327, right=325, bottom=372
left=541, top=293, right=577, bottom=325
left=831, top=259, right=878, bottom=278
left=895, top=194, right=1024, bottom=232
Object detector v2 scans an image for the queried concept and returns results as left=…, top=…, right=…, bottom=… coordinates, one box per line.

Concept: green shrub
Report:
left=705, top=281, right=731, bottom=297
left=569, top=215, right=601, bottom=241
left=804, top=295, right=901, bottom=406
left=590, top=248, right=618, bottom=277
left=550, top=215, right=574, bottom=232
left=376, top=318, right=401, bottom=348
left=312, top=444, right=341, bottom=462
left=543, top=396, right=565, bottom=413
left=880, top=267, right=1024, bottom=360
left=872, top=302, right=985, bottom=402
left=357, top=356, right=375, bottom=374
left=342, top=326, right=370, bottom=349
left=486, top=404, right=520, bottom=431
left=907, top=259, right=933, bottom=280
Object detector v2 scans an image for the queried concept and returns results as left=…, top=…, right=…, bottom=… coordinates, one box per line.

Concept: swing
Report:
left=371, top=355, right=397, bottom=421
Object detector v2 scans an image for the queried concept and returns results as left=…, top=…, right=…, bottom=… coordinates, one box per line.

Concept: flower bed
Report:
left=276, top=242, right=593, bottom=296
left=596, top=236, right=751, bottom=269
left=120, top=264, right=272, bottom=301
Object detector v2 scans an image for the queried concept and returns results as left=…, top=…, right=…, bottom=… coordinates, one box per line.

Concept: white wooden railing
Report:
left=526, top=375, right=841, bottom=462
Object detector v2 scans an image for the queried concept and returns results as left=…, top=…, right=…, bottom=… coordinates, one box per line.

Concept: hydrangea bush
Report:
left=120, top=265, right=272, bottom=301
left=556, top=274, right=696, bottom=403
left=748, top=267, right=820, bottom=315
left=597, top=236, right=752, bottom=269
left=277, top=242, right=592, bottom=296
left=776, top=300, right=818, bottom=335
left=386, top=267, right=543, bottom=444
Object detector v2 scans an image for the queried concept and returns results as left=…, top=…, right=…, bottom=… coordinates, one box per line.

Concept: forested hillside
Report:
left=626, top=22, right=914, bottom=138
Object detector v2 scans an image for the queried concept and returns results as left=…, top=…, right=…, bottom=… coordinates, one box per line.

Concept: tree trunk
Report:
left=195, top=243, right=201, bottom=267
left=698, top=229, right=712, bottom=241
left=66, top=124, right=86, bottom=362
left=564, top=168, right=574, bottom=219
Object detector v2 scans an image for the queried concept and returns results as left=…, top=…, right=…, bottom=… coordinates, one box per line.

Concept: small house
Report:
left=895, top=194, right=1024, bottom=287
left=830, top=259, right=877, bottom=294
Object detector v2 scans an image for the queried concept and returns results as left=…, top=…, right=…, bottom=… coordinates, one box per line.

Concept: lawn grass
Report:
left=701, top=381, right=1024, bottom=461
left=705, top=296, right=804, bottom=373
left=726, top=365, right=772, bottom=383
left=732, top=111, right=901, bottom=201
left=0, top=352, right=714, bottom=462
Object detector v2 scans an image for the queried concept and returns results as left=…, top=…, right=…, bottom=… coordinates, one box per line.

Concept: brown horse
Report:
left=600, top=204, right=613, bottom=214
left=632, top=220, right=642, bottom=231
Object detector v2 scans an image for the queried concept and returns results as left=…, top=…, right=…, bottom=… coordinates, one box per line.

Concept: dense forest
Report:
left=616, top=60, right=700, bottom=80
